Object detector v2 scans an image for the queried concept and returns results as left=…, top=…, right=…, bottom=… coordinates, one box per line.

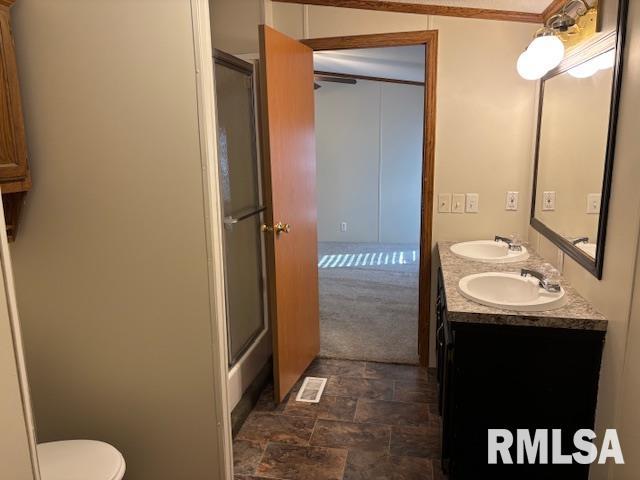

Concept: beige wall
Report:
left=529, top=2, right=640, bottom=478
left=10, top=1, right=222, bottom=480
left=617, top=218, right=640, bottom=479
left=211, top=0, right=264, bottom=54
left=429, top=15, right=537, bottom=243
left=0, top=208, right=36, bottom=480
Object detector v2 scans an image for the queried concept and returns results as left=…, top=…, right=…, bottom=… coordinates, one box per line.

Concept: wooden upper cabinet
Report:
left=0, top=1, right=28, bottom=184
left=0, top=0, right=31, bottom=241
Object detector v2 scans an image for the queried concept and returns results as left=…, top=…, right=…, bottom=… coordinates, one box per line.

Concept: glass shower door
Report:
left=214, top=51, right=267, bottom=367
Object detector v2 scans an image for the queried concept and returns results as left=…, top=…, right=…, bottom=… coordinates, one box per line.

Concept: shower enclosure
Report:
left=213, top=50, right=268, bottom=368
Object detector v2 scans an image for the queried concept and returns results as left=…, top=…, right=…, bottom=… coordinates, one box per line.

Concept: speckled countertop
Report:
left=437, top=241, right=607, bottom=331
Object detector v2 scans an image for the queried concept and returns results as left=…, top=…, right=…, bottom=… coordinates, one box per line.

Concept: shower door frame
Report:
left=213, top=49, right=270, bottom=368
left=303, top=30, right=438, bottom=368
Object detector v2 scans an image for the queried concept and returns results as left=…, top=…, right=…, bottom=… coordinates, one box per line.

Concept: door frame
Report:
left=302, top=30, right=438, bottom=367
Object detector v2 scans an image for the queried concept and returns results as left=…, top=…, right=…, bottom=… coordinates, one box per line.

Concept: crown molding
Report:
left=273, top=0, right=543, bottom=24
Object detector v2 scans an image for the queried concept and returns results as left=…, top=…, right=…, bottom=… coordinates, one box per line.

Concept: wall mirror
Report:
left=531, top=2, right=628, bottom=279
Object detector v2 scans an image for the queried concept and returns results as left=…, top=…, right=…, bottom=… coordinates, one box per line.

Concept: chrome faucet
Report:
left=495, top=235, right=523, bottom=252
left=521, top=269, right=561, bottom=293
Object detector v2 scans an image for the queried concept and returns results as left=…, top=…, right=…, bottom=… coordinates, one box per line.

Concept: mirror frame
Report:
left=530, top=0, right=629, bottom=279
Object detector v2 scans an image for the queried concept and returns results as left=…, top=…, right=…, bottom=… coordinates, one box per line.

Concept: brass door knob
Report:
left=261, top=222, right=291, bottom=234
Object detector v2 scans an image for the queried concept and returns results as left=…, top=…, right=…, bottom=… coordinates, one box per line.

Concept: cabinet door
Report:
left=0, top=7, right=28, bottom=181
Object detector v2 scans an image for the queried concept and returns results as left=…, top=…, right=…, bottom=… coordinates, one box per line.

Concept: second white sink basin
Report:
left=458, top=272, right=567, bottom=312
left=450, top=240, right=529, bottom=263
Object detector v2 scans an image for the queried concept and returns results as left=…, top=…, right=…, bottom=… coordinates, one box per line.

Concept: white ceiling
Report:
left=314, top=45, right=426, bottom=83
left=366, top=0, right=554, bottom=14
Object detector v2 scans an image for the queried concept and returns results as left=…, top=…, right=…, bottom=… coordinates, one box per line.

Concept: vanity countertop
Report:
left=437, top=241, right=607, bottom=331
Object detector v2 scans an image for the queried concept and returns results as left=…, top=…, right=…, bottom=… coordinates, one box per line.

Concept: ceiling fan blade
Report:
left=314, top=74, right=357, bottom=85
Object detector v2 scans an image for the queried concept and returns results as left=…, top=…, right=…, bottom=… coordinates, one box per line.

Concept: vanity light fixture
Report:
left=517, top=29, right=565, bottom=80
left=517, top=0, right=593, bottom=80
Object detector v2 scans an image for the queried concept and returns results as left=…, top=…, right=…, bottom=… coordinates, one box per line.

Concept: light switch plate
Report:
left=587, top=193, right=601, bottom=214
left=452, top=194, right=465, bottom=214
left=542, top=191, right=556, bottom=211
left=438, top=193, right=451, bottom=213
left=506, top=191, right=519, bottom=211
left=465, top=193, right=479, bottom=213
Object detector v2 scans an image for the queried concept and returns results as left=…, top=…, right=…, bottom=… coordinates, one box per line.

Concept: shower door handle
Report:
left=224, top=206, right=265, bottom=230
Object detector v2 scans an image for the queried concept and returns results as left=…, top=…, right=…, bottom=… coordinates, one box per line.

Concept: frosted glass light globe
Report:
left=568, top=59, right=600, bottom=78
left=596, top=49, right=616, bottom=70
left=569, top=50, right=616, bottom=78
left=527, top=35, right=565, bottom=72
left=517, top=50, right=547, bottom=80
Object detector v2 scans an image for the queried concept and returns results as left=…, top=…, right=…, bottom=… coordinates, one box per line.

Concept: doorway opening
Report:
left=304, top=31, right=438, bottom=368
left=313, top=44, right=426, bottom=365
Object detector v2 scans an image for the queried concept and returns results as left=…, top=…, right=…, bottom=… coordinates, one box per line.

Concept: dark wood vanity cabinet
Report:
left=436, top=268, right=606, bottom=480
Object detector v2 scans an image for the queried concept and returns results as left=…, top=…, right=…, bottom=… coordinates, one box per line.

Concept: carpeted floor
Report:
left=318, top=242, right=419, bottom=364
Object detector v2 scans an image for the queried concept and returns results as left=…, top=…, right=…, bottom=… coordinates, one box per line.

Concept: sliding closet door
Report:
left=214, top=51, right=267, bottom=366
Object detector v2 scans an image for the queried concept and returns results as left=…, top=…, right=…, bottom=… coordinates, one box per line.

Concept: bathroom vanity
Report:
left=436, top=242, right=607, bottom=480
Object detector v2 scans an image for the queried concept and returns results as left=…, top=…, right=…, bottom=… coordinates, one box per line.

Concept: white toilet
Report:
left=37, top=440, right=126, bottom=480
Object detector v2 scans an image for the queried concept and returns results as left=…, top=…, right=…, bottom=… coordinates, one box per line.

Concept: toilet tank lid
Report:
left=37, top=440, right=125, bottom=480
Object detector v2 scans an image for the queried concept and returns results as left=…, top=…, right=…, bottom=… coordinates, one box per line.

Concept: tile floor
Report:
left=233, top=358, right=446, bottom=480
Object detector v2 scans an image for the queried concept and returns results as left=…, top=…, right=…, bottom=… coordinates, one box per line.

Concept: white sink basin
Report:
left=458, top=272, right=567, bottom=312
left=450, top=240, right=529, bottom=263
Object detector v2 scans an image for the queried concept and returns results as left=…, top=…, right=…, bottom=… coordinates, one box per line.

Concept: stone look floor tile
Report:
left=233, top=360, right=445, bottom=480
left=237, top=412, right=315, bottom=446
left=393, top=379, right=438, bottom=404
left=234, top=476, right=274, bottom=480
left=432, top=460, right=448, bottom=480
left=253, top=384, right=288, bottom=414
left=325, top=376, right=394, bottom=400
left=355, top=399, right=430, bottom=427
left=310, top=419, right=391, bottom=453
left=390, top=425, right=441, bottom=459
left=256, top=443, right=348, bottom=480
left=233, top=439, right=265, bottom=476
left=305, top=358, right=367, bottom=378
left=364, top=362, right=429, bottom=382
left=343, top=450, right=433, bottom=480
left=284, top=394, right=357, bottom=421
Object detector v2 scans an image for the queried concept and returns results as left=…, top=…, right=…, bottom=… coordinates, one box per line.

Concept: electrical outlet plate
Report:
left=465, top=193, right=479, bottom=213
left=340, top=222, right=347, bottom=232
left=438, top=193, right=451, bottom=213
left=506, top=191, right=519, bottom=211
left=542, top=191, right=556, bottom=211
left=452, top=194, right=465, bottom=214
left=586, top=193, right=601, bottom=214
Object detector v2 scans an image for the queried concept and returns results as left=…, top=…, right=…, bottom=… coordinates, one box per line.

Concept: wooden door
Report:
left=259, top=25, right=319, bottom=402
